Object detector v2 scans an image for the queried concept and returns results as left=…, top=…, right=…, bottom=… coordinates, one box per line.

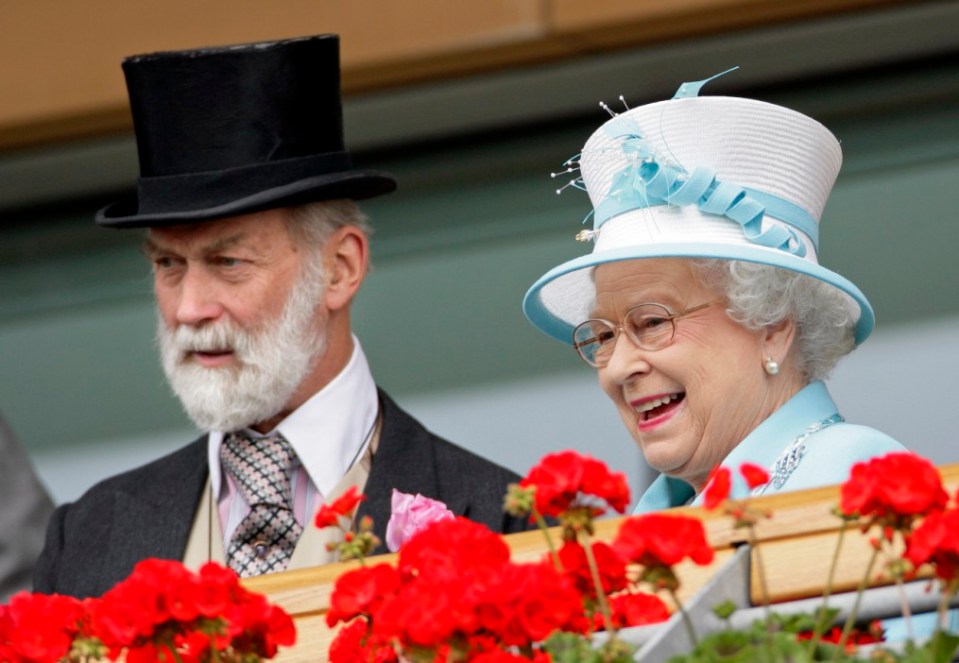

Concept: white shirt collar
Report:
left=208, top=335, right=378, bottom=499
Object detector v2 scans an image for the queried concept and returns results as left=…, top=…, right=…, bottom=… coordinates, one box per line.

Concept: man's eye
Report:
left=215, top=257, right=241, bottom=267
left=154, top=256, right=176, bottom=269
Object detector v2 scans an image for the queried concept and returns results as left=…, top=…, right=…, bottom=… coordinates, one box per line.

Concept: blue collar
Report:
left=633, top=381, right=840, bottom=513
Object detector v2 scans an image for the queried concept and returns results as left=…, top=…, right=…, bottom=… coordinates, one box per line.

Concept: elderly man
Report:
left=34, top=35, right=526, bottom=598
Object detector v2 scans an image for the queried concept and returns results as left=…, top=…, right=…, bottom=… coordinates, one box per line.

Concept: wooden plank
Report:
left=0, top=0, right=919, bottom=150
left=0, top=0, right=542, bottom=149
left=550, top=0, right=909, bottom=35
left=245, top=463, right=959, bottom=660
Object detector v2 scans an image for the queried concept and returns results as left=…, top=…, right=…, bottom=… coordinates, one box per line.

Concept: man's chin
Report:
left=177, top=396, right=280, bottom=433
left=166, top=367, right=292, bottom=432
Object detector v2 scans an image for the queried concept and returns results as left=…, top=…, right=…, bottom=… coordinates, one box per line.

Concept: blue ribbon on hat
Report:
left=589, top=70, right=819, bottom=256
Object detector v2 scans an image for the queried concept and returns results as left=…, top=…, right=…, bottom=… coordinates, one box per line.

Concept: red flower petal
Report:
left=739, top=462, right=770, bottom=490
left=702, top=466, right=731, bottom=510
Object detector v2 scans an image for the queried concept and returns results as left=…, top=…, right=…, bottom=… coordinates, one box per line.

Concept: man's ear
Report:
left=323, top=226, right=369, bottom=312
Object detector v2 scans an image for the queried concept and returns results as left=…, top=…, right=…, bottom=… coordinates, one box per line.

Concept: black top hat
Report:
left=96, top=34, right=396, bottom=228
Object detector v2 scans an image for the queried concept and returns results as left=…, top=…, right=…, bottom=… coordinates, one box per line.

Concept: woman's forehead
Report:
left=587, top=259, right=724, bottom=322
left=593, top=259, right=704, bottom=300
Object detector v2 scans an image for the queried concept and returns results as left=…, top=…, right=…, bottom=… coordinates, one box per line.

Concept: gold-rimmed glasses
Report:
left=572, top=301, right=716, bottom=368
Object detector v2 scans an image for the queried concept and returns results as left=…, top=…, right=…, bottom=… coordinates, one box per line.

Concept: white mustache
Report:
left=168, top=321, right=254, bottom=361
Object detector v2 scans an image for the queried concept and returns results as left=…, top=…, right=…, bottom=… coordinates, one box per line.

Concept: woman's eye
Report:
left=596, top=329, right=617, bottom=345
left=634, top=317, right=670, bottom=336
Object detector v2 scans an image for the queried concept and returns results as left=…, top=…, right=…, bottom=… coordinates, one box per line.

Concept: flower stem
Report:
left=169, top=644, right=185, bottom=663
left=581, top=534, right=615, bottom=634
left=937, top=578, right=957, bottom=631
left=533, top=508, right=561, bottom=570
left=808, top=519, right=848, bottom=654
left=747, top=525, right=771, bottom=617
left=890, top=532, right=914, bottom=642
left=894, top=573, right=914, bottom=642
left=667, top=586, right=699, bottom=647
left=833, top=541, right=881, bottom=659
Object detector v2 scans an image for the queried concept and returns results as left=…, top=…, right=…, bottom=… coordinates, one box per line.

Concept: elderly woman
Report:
left=523, top=74, right=906, bottom=512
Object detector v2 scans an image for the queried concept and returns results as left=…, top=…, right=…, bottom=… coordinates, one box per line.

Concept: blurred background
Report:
left=2, top=0, right=958, bottom=505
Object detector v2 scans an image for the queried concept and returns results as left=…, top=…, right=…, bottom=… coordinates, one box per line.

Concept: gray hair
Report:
left=690, top=259, right=857, bottom=381
left=285, top=200, right=372, bottom=283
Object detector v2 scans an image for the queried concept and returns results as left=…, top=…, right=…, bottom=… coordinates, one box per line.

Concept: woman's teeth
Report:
left=635, top=393, right=682, bottom=415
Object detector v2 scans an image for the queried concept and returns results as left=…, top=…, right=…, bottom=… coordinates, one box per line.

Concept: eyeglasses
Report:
left=572, top=301, right=715, bottom=368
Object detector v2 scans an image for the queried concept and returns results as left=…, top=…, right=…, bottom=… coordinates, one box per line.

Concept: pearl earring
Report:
left=763, top=356, right=780, bottom=376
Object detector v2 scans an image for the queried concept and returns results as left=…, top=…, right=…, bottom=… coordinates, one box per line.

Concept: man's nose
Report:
left=174, top=269, right=224, bottom=326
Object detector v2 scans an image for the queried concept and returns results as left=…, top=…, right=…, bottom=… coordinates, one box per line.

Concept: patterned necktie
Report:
left=220, top=431, right=303, bottom=577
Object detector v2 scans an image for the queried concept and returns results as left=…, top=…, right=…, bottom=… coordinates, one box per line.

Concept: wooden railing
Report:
left=244, top=463, right=959, bottom=662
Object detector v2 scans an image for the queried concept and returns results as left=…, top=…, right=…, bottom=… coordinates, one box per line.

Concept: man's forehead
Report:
left=146, top=210, right=290, bottom=250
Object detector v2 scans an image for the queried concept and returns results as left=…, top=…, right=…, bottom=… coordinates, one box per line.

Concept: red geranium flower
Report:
left=604, top=591, right=671, bottom=630
left=557, top=540, right=628, bottom=598
left=796, top=620, right=884, bottom=650
left=612, top=513, right=714, bottom=568
left=315, top=487, right=366, bottom=528
left=905, top=508, right=959, bottom=581
left=840, top=452, right=948, bottom=521
left=397, top=517, right=511, bottom=582
left=0, top=592, right=87, bottom=663
left=329, top=618, right=397, bottom=663
left=226, top=592, right=297, bottom=659
left=519, top=450, right=630, bottom=517
left=326, top=564, right=402, bottom=627
left=702, top=466, right=731, bottom=510
left=473, top=562, right=583, bottom=647
left=373, top=575, right=477, bottom=648
left=739, top=462, right=770, bottom=490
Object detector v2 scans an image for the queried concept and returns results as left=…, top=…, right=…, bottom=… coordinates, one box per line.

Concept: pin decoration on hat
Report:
left=525, top=69, right=874, bottom=347
left=97, top=34, right=396, bottom=227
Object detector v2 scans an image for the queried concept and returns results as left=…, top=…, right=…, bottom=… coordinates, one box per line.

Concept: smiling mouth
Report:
left=634, top=393, right=685, bottom=421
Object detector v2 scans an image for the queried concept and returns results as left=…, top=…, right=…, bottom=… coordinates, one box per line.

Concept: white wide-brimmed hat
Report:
left=523, top=74, right=873, bottom=346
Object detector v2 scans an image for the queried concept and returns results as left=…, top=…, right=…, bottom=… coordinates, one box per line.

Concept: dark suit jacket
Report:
left=0, top=411, right=54, bottom=601
left=34, top=390, right=528, bottom=598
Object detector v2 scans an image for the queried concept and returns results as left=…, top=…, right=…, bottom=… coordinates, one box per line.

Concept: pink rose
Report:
left=385, top=489, right=455, bottom=552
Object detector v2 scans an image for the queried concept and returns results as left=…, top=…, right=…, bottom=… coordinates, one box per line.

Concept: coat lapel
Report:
left=357, top=390, right=458, bottom=552
left=98, top=438, right=209, bottom=591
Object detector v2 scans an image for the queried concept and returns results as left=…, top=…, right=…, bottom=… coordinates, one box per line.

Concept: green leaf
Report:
left=544, top=631, right=603, bottom=663
left=927, top=630, right=959, bottom=663
left=712, top=600, right=738, bottom=621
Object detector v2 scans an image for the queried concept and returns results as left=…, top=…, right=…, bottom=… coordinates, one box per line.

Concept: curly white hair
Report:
left=691, top=259, right=857, bottom=381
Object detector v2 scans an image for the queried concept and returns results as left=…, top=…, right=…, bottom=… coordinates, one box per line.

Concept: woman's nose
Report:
left=601, top=330, right=652, bottom=383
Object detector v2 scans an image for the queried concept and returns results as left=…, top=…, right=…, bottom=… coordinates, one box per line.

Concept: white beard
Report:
left=158, top=267, right=327, bottom=432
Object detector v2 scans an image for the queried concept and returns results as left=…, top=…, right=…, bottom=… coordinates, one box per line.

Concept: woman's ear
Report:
left=762, top=316, right=797, bottom=366
left=323, top=225, right=369, bottom=312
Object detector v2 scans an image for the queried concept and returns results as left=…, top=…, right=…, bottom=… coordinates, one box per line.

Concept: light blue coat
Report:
left=634, top=381, right=906, bottom=513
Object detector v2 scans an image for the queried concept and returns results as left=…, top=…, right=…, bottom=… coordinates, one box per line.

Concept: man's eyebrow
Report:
left=142, top=238, right=163, bottom=258
left=141, top=232, right=247, bottom=258
left=203, top=233, right=246, bottom=254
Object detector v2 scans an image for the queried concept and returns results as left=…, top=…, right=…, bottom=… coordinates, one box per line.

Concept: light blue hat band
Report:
left=593, top=120, right=819, bottom=256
